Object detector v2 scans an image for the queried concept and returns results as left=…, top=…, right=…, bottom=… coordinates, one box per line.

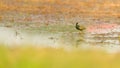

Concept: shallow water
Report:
left=0, top=27, right=120, bottom=53
left=0, top=27, right=61, bottom=47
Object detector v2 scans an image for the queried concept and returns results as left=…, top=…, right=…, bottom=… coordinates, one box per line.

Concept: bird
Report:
left=75, top=22, right=86, bottom=31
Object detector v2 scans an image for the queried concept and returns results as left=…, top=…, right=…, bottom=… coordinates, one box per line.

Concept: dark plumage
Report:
left=75, top=23, right=86, bottom=31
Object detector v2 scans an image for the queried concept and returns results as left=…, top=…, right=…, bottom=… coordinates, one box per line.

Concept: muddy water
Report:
left=0, top=26, right=85, bottom=49
left=0, top=27, right=120, bottom=53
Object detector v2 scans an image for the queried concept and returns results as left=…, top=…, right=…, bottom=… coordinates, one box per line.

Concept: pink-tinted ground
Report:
left=87, top=23, right=120, bottom=34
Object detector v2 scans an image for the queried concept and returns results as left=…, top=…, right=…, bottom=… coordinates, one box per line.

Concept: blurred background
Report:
left=0, top=0, right=120, bottom=68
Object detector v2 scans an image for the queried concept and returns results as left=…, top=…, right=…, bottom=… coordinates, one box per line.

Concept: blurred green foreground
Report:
left=0, top=44, right=120, bottom=68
